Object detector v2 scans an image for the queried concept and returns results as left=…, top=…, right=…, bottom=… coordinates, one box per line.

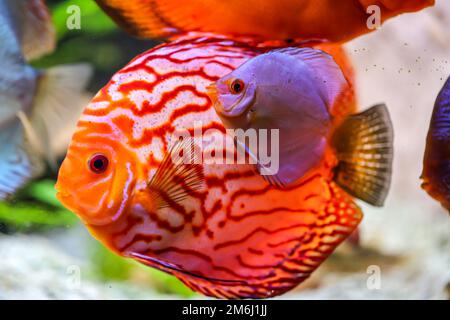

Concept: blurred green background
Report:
left=1, top=0, right=195, bottom=298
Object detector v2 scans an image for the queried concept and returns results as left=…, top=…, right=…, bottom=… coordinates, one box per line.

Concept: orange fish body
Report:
left=95, top=0, right=434, bottom=42
left=56, top=34, right=362, bottom=298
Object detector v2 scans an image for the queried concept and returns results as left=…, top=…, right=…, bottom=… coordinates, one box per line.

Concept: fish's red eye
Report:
left=229, top=79, right=245, bottom=94
left=88, top=154, right=109, bottom=174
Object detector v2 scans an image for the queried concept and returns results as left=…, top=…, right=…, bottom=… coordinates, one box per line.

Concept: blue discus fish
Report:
left=208, top=47, right=394, bottom=206
left=422, top=76, right=450, bottom=213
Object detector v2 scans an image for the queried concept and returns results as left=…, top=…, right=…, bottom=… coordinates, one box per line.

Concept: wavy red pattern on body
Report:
left=83, top=34, right=362, bottom=298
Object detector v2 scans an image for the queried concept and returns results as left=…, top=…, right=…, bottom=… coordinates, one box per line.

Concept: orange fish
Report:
left=421, top=77, right=450, bottom=213
left=57, top=33, right=376, bottom=298
left=95, top=0, right=434, bottom=42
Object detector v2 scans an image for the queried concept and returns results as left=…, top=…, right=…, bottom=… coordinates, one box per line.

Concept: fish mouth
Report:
left=206, top=82, right=231, bottom=116
left=54, top=187, right=82, bottom=220
left=55, top=180, right=127, bottom=226
left=206, top=83, right=218, bottom=97
left=55, top=183, right=72, bottom=209
left=55, top=188, right=90, bottom=224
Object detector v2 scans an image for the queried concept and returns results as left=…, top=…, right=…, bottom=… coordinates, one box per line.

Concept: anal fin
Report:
left=332, top=104, right=394, bottom=207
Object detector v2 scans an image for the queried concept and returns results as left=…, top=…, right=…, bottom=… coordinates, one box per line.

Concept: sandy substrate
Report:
left=0, top=235, right=175, bottom=299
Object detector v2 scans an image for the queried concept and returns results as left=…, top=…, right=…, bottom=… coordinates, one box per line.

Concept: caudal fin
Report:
left=332, top=104, right=394, bottom=207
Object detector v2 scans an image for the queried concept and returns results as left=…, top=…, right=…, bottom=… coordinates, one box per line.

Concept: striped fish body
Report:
left=56, top=34, right=362, bottom=299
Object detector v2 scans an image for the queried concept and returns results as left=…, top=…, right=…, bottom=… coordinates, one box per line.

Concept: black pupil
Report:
left=90, top=155, right=108, bottom=173
left=93, top=158, right=105, bottom=170
left=233, top=82, right=242, bottom=93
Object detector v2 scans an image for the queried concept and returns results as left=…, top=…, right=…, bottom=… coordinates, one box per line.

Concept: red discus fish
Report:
left=422, top=76, right=450, bottom=213
left=95, top=0, right=434, bottom=42
left=57, top=33, right=368, bottom=298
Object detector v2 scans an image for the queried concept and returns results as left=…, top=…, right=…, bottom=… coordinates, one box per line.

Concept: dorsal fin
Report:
left=332, top=104, right=394, bottom=207
left=95, top=0, right=181, bottom=39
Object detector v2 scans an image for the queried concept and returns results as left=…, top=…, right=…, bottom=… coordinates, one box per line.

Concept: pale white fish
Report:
left=0, top=0, right=92, bottom=199
left=208, top=47, right=347, bottom=187
left=208, top=47, right=394, bottom=206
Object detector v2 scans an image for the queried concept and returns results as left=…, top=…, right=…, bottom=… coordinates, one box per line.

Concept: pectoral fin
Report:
left=332, top=104, right=394, bottom=207
left=148, top=138, right=205, bottom=209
